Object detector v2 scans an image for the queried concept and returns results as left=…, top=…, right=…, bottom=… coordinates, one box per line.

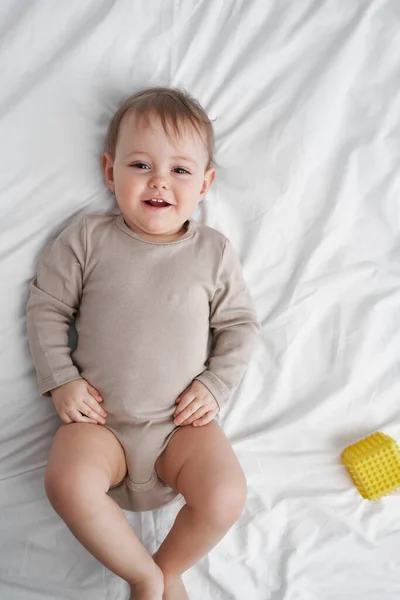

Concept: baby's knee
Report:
left=45, top=463, right=104, bottom=518
left=202, top=477, right=247, bottom=529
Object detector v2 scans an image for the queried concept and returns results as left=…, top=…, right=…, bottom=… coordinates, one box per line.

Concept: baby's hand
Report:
left=173, top=380, right=219, bottom=427
left=50, top=379, right=107, bottom=425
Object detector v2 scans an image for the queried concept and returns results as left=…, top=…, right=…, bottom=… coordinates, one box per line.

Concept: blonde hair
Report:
left=105, top=87, right=215, bottom=169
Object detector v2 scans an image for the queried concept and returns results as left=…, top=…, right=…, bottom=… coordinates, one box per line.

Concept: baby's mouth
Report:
left=144, top=198, right=171, bottom=208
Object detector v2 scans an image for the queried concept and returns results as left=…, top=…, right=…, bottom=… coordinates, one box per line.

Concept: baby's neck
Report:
left=122, top=217, right=189, bottom=243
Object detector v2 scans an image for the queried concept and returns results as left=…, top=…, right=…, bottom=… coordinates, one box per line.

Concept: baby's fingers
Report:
left=79, top=400, right=106, bottom=424
left=192, top=411, right=218, bottom=427
left=87, top=384, right=105, bottom=404
left=174, top=393, right=196, bottom=418
left=59, top=412, right=73, bottom=424
left=71, top=409, right=99, bottom=425
left=174, top=398, right=204, bottom=425
left=180, top=406, right=208, bottom=426
left=83, top=395, right=107, bottom=420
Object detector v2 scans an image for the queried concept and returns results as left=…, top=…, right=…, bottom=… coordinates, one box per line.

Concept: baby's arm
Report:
left=174, top=238, right=260, bottom=426
left=26, top=217, right=106, bottom=424
left=27, top=218, right=85, bottom=395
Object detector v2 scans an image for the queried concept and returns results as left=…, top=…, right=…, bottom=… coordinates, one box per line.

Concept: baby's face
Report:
left=102, top=111, right=215, bottom=242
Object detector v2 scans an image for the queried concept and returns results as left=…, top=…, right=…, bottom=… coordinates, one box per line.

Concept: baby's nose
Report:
left=149, top=174, right=170, bottom=190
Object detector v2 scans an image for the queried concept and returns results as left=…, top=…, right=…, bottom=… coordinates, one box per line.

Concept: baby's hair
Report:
left=105, top=87, right=215, bottom=169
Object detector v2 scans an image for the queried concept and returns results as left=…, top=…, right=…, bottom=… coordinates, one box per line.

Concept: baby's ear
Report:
left=101, top=152, right=115, bottom=192
left=200, top=168, right=216, bottom=198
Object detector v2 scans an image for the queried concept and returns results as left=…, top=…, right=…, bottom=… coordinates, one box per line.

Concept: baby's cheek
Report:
left=119, top=176, right=136, bottom=196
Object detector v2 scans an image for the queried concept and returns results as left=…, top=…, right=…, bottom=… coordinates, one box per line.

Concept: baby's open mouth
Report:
left=144, top=198, right=171, bottom=208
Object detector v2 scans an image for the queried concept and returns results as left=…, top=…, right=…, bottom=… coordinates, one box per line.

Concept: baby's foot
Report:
left=163, top=577, right=189, bottom=600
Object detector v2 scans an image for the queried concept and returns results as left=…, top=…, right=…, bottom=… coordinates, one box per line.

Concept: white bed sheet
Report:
left=1, top=0, right=400, bottom=598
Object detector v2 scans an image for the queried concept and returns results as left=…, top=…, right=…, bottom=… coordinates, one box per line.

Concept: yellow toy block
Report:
left=341, top=432, right=400, bottom=500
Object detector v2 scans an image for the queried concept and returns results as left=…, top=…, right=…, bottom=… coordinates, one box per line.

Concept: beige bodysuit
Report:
left=26, top=214, right=259, bottom=511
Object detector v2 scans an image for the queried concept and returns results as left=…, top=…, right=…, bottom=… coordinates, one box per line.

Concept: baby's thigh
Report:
left=156, top=422, right=247, bottom=510
left=45, top=423, right=127, bottom=506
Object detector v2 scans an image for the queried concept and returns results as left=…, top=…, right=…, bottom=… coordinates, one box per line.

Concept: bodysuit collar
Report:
left=115, top=215, right=196, bottom=245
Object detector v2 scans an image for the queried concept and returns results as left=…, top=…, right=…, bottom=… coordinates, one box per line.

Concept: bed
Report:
left=1, top=0, right=400, bottom=598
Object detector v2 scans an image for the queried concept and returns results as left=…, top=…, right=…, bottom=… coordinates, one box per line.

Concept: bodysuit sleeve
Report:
left=26, top=217, right=86, bottom=396
left=195, top=238, right=260, bottom=409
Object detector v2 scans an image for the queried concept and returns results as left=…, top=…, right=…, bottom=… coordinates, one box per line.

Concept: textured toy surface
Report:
left=341, top=432, right=400, bottom=500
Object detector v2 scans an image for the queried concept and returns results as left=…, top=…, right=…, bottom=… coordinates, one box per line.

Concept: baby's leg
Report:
left=154, top=422, right=247, bottom=599
left=45, top=423, right=163, bottom=599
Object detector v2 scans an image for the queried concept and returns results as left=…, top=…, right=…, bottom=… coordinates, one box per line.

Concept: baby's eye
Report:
left=131, top=162, right=150, bottom=170
left=173, top=167, right=190, bottom=175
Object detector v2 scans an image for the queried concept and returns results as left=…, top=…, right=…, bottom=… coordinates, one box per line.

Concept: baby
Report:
left=26, top=87, right=259, bottom=600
